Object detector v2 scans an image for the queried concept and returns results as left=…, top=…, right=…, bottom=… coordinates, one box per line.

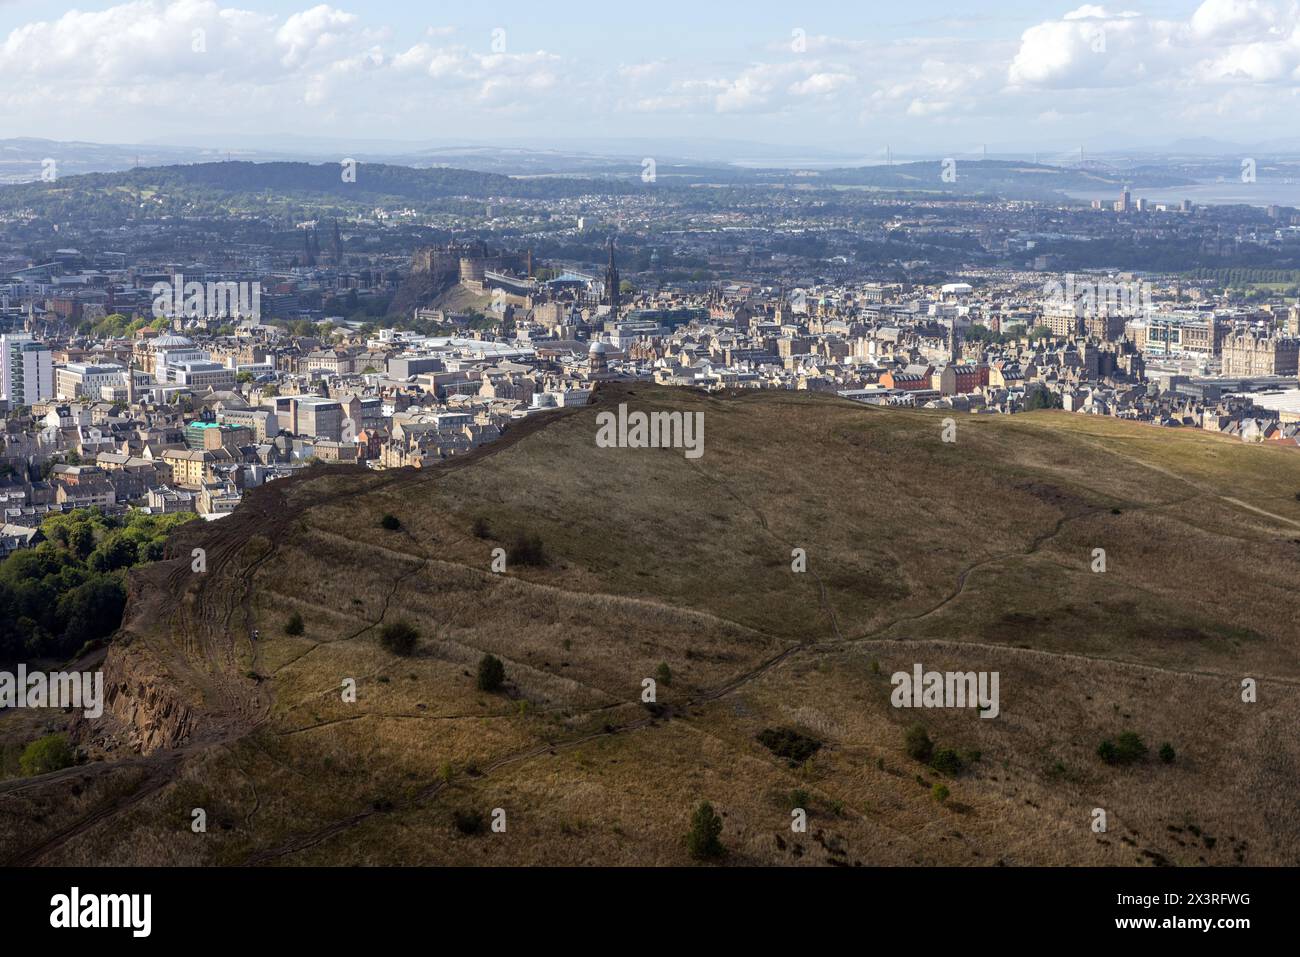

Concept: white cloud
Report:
left=2, top=0, right=1299, bottom=149
left=789, top=72, right=855, bottom=96
left=1010, top=1, right=1300, bottom=90
left=0, top=0, right=574, bottom=133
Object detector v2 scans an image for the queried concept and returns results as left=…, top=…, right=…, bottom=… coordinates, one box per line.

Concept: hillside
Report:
left=0, top=160, right=634, bottom=220
left=811, top=159, right=1193, bottom=194
left=2, top=383, right=1298, bottom=866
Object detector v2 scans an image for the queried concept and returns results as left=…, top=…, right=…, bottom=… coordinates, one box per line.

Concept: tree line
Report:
left=0, top=508, right=195, bottom=663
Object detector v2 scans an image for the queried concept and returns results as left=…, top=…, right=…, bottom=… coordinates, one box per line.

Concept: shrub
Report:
left=788, top=788, right=811, bottom=811
left=508, top=532, right=547, bottom=567
left=655, top=662, right=673, bottom=687
left=379, top=620, right=419, bottom=656
left=932, top=783, right=951, bottom=804
left=1115, top=731, right=1148, bottom=763
left=929, top=748, right=964, bottom=776
left=686, top=801, right=724, bottom=860
left=471, top=516, right=492, bottom=538
left=904, top=724, right=934, bottom=762
left=1159, top=742, right=1176, bottom=764
left=19, top=734, right=75, bottom=777
left=756, top=727, right=822, bottom=766
left=452, top=809, right=484, bottom=835
left=379, top=514, right=401, bottom=531
left=284, top=611, right=304, bottom=636
left=1098, top=731, right=1148, bottom=766
left=477, top=653, right=505, bottom=692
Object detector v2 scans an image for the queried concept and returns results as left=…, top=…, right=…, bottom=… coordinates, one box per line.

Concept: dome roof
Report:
left=589, top=340, right=615, bottom=355
left=152, top=334, right=195, bottom=349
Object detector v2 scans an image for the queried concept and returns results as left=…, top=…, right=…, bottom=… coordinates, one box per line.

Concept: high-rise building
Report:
left=1, top=333, right=54, bottom=406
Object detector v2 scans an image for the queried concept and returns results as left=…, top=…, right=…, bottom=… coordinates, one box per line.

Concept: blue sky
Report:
left=0, top=1, right=1296, bottom=154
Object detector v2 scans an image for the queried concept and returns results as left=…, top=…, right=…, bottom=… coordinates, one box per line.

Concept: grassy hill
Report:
left=2, top=383, right=1298, bottom=866
left=0, top=160, right=635, bottom=221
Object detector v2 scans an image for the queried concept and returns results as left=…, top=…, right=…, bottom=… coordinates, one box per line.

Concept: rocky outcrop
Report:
left=70, top=634, right=198, bottom=755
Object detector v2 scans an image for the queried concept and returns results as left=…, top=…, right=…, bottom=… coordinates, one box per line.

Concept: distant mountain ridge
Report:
left=0, top=160, right=636, bottom=205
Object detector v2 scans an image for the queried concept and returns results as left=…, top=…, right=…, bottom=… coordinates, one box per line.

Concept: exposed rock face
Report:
left=71, top=488, right=283, bottom=757
left=74, top=646, right=198, bottom=755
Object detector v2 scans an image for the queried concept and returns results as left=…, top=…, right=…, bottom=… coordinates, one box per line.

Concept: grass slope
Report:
left=2, top=383, right=1298, bottom=866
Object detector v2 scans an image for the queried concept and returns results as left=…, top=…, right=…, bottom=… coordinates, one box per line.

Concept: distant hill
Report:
left=3, top=384, right=1298, bottom=866
left=0, top=156, right=1198, bottom=216
left=808, top=159, right=1193, bottom=193
left=0, top=160, right=635, bottom=206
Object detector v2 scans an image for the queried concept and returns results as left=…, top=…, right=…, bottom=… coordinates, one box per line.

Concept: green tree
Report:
left=19, top=734, right=75, bottom=776
left=686, top=801, right=724, bottom=860
left=477, top=653, right=505, bottom=692
left=1098, top=731, right=1148, bottom=766
left=56, top=576, right=127, bottom=655
left=929, top=748, right=964, bottom=776
left=904, top=724, right=934, bottom=762
left=89, top=533, right=137, bottom=572
left=67, top=523, right=96, bottom=560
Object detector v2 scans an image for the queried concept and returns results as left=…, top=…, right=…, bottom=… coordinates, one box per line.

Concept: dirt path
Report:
left=9, top=390, right=1294, bottom=865
left=2, top=406, right=589, bottom=866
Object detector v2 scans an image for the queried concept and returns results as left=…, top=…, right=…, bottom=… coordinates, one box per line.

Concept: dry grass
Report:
left=4, top=383, right=1298, bottom=866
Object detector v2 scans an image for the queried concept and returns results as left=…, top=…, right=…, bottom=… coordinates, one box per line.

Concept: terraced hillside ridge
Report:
left=2, top=381, right=1298, bottom=866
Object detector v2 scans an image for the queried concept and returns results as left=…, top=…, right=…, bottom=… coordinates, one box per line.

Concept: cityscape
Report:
left=0, top=0, right=1297, bottom=936
left=4, top=178, right=1300, bottom=527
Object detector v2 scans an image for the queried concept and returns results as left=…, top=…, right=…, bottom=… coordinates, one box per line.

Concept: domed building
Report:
left=588, top=340, right=617, bottom=381
left=146, top=333, right=204, bottom=380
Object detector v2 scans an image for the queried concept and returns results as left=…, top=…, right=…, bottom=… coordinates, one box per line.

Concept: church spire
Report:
left=604, top=236, right=620, bottom=316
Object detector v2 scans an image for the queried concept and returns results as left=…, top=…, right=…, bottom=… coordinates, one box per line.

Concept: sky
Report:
left=0, top=0, right=1297, bottom=155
